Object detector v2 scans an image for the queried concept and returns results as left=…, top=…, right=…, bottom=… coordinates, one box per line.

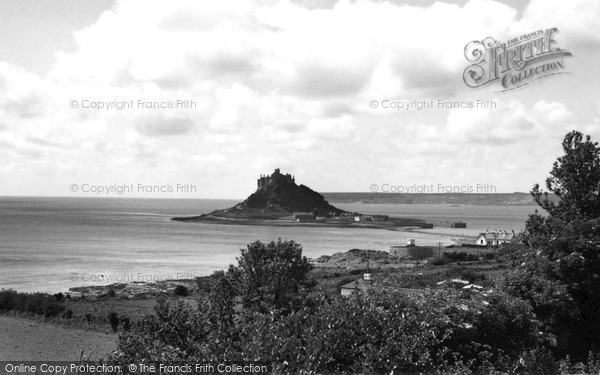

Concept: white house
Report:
left=476, top=230, right=515, bottom=246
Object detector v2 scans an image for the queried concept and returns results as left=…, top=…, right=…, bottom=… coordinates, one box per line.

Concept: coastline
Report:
left=5, top=224, right=478, bottom=295
left=171, top=215, right=434, bottom=230
left=0, top=243, right=497, bottom=361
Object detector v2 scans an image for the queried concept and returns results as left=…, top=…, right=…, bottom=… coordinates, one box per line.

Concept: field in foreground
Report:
left=0, top=316, right=116, bottom=361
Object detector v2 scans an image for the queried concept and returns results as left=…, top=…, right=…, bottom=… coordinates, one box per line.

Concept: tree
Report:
left=207, top=270, right=236, bottom=331
left=108, top=312, right=120, bottom=332
left=513, top=130, right=600, bottom=359
left=230, top=239, right=314, bottom=313
left=530, top=130, right=600, bottom=224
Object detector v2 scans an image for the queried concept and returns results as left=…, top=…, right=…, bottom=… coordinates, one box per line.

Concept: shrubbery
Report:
left=112, top=287, right=543, bottom=373
left=374, top=266, right=488, bottom=289
left=108, top=312, right=120, bottom=332
left=110, top=239, right=547, bottom=373
left=112, top=298, right=206, bottom=362
left=443, top=251, right=480, bottom=262
left=232, top=239, right=314, bottom=313
left=429, top=256, right=450, bottom=266
left=0, top=289, right=66, bottom=317
left=173, top=285, right=189, bottom=297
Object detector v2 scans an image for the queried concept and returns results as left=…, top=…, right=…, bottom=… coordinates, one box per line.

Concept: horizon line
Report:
left=0, top=192, right=532, bottom=200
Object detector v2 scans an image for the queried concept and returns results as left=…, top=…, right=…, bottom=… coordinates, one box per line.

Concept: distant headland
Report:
left=322, top=192, right=539, bottom=206
left=172, top=168, right=431, bottom=228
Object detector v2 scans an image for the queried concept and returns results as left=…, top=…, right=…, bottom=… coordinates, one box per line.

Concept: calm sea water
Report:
left=0, top=197, right=536, bottom=293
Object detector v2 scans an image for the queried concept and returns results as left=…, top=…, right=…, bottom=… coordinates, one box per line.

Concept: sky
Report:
left=0, top=0, right=598, bottom=199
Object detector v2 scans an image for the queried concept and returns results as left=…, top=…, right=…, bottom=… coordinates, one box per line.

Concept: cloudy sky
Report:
left=0, top=0, right=598, bottom=199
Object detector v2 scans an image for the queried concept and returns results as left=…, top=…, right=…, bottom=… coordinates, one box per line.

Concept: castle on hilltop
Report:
left=257, top=168, right=295, bottom=191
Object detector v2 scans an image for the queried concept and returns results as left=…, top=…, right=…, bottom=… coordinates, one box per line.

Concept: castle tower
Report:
left=257, top=168, right=295, bottom=191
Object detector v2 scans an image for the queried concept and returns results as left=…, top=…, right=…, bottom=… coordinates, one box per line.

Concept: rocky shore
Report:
left=67, top=279, right=200, bottom=299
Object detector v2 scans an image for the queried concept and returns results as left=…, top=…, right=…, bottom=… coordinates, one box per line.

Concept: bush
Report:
left=120, top=316, right=131, bottom=332
left=0, top=289, right=65, bottom=317
left=112, top=297, right=207, bottom=362
left=195, top=276, right=212, bottom=294
left=106, top=288, right=116, bottom=298
left=112, top=288, right=543, bottom=374
left=231, top=239, right=314, bottom=313
left=443, top=251, right=479, bottom=262
left=483, top=252, right=496, bottom=260
left=173, top=285, right=189, bottom=297
left=376, top=271, right=442, bottom=289
left=108, top=312, right=120, bottom=332
left=0, top=289, right=18, bottom=310
left=430, top=257, right=450, bottom=266
left=236, top=292, right=445, bottom=374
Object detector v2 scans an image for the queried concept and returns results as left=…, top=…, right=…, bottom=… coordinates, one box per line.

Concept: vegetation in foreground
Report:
left=107, top=131, right=600, bottom=374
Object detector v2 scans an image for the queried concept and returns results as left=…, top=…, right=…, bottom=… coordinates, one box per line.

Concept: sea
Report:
left=0, top=197, right=537, bottom=293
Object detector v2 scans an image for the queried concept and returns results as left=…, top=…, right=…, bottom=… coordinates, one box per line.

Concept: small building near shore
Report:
left=476, top=230, right=516, bottom=246
left=293, top=212, right=315, bottom=222
left=340, top=274, right=371, bottom=296
left=448, top=222, right=467, bottom=228
left=331, top=215, right=354, bottom=223
left=389, top=239, right=436, bottom=259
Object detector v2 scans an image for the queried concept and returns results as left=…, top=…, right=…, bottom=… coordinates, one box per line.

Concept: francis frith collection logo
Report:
left=463, top=28, right=572, bottom=92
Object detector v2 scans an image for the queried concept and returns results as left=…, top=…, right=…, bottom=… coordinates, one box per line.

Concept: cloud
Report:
left=25, top=136, right=71, bottom=149
left=290, top=62, right=373, bottom=98
left=306, top=115, right=355, bottom=141
left=531, top=101, right=574, bottom=126
left=135, top=115, right=197, bottom=137
left=444, top=101, right=537, bottom=145
left=516, top=0, right=600, bottom=46
left=0, top=62, right=47, bottom=119
left=49, top=0, right=521, bottom=100
left=1, top=0, right=600, bottom=197
left=0, top=137, right=43, bottom=160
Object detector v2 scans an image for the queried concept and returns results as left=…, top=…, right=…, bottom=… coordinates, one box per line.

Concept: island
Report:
left=172, top=168, right=432, bottom=228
